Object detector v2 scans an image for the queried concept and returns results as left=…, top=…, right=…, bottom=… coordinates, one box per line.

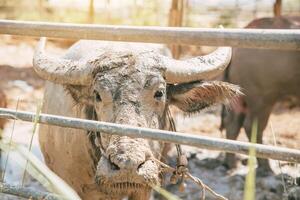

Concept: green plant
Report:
left=243, top=119, right=258, bottom=200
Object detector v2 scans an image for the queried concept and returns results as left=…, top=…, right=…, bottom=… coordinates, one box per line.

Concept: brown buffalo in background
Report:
left=221, top=16, right=300, bottom=176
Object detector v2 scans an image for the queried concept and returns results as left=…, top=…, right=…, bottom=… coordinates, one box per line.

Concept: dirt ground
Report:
left=0, top=37, right=299, bottom=199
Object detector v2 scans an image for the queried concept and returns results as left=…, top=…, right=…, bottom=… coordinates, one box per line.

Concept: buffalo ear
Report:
left=167, top=81, right=242, bottom=114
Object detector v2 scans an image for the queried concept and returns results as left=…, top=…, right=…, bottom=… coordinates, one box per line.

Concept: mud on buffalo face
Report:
left=33, top=38, right=241, bottom=198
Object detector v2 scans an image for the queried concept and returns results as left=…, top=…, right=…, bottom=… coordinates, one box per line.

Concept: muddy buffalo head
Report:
left=33, top=37, right=241, bottom=198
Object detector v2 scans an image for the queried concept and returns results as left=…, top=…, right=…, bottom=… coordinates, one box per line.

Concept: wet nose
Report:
left=108, top=152, right=146, bottom=171
left=106, top=139, right=150, bottom=171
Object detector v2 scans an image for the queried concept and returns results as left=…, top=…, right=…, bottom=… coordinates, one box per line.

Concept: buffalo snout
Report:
left=95, top=137, right=159, bottom=194
left=106, top=138, right=153, bottom=171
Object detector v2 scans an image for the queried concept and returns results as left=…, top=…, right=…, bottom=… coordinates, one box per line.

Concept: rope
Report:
left=152, top=157, right=228, bottom=200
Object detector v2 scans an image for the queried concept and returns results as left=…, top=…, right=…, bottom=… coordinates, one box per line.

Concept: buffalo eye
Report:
left=94, top=90, right=102, bottom=102
left=154, top=90, right=164, bottom=100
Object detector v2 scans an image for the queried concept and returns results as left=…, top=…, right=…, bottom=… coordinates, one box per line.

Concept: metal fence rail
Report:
left=0, top=182, right=61, bottom=200
left=0, top=108, right=300, bottom=163
left=0, top=20, right=299, bottom=50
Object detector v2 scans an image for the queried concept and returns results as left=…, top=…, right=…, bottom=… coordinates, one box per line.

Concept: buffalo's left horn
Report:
left=33, top=37, right=92, bottom=85
left=164, top=47, right=232, bottom=84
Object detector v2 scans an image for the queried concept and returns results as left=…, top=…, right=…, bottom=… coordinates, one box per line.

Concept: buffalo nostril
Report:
left=111, top=162, right=120, bottom=170
left=137, top=123, right=142, bottom=127
left=108, top=156, right=120, bottom=170
left=137, top=161, right=146, bottom=170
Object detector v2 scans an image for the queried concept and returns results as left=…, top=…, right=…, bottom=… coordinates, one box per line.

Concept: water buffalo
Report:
left=221, top=16, right=300, bottom=175
left=33, top=37, right=241, bottom=200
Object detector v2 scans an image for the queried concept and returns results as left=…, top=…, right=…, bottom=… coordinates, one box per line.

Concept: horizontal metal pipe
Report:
left=0, top=108, right=300, bottom=163
left=0, top=20, right=299, bottom=50
left=0, top=182, right=62, bottom=200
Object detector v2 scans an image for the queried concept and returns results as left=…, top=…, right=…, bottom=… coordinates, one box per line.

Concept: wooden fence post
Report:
left=87, top=0, right=95, bottom=24
left=273, top=0, right=282, bottom=17
left=168, top=0, right=184, bottom=59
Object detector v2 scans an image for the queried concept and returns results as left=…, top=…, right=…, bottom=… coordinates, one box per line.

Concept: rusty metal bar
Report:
left=0, top=108, right=300, bottom=163
left=0, top=20, right=299, bottom=50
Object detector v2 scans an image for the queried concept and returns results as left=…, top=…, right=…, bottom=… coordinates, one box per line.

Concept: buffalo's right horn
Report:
left=33, top=37, right=92, bottom=85
left=164, top=47, right=232, bottom=84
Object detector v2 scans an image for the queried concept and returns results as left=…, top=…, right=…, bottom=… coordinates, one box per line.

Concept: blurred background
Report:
left=0, top=0, right=299, bottom=26
left=0, top=0, right=299, bottom=200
